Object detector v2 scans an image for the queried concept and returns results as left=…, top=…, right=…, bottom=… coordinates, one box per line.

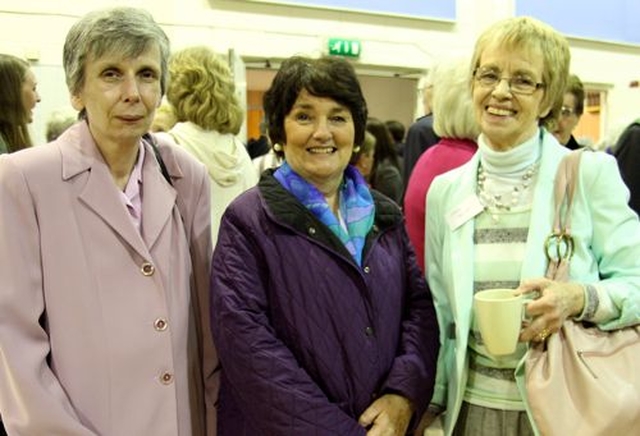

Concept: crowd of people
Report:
left=1, top=6, right=640, bottom=436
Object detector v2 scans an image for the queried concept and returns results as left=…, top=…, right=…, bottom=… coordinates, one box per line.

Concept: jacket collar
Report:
left=57, top=121, right=177, bottom=259
left=258, top=169, right=403, bottom=262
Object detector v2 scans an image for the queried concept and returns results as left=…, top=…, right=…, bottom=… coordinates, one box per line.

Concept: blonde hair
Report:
left=470, top=16, right=570, bottom=127
left=167, top=46, right=243, bottom=134
left=150, top=101, right=177, bottom=133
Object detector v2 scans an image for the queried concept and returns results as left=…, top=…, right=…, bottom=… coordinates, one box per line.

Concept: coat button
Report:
left=308, top=226, right=316, bottom=236
left=154, top=318, right=168, bottom=331
left=141, top=262, right=155, bottom=276
left=160, top=372, right=173, bottom=385
left=365, top=326, right=374, bottom=336
left=363, top=266, right=371, bottom=274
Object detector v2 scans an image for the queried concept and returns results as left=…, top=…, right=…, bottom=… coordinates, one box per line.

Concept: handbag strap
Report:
left=552, top=150, right=583, bottom=234
left=545, top=150, right=584, bottom=278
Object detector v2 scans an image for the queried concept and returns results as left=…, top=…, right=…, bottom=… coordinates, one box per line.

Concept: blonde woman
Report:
left=162, top=46, right=258, bottom=246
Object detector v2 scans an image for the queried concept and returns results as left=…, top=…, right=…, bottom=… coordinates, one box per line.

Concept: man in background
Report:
left=403, top=75, right=439, bottom=187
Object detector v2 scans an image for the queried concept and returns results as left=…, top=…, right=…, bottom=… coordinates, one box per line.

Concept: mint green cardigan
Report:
left=0, top=134, right=8, bottom=154
left=425, top=129, right=640, bottom=435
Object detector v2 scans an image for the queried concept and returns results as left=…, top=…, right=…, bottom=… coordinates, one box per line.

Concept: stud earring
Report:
left=273, top=143, right=283, bottom=152
left=353, top=146, right=361, bottom=153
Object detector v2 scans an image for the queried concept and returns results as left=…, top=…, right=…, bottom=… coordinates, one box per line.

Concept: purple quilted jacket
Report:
left=210, top=172, right=440, bottom=435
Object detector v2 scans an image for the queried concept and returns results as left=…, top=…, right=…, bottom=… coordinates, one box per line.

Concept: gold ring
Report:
left=536, top=328, right=551, bottom=342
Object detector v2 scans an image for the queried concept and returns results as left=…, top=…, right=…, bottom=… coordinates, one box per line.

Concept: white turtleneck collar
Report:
left=478, top=128, right=543, bottom=175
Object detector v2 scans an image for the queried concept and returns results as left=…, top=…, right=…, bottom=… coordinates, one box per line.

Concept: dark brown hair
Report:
left=0, top=54, right=33, bottom=152
left=263, top=56, right=368, bottom=157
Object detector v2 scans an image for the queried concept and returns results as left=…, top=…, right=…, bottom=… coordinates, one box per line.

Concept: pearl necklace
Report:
left=476, top=162, right=538, bottom=213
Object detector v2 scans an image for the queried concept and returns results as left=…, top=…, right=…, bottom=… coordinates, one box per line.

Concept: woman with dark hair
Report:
left=0, top=53, right=41, bottom=153
left=211, top=55, right=439, bottom=435
left=367, top=117, right=404, bottom=204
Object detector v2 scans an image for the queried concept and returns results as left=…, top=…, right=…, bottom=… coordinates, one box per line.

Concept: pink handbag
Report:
left=525, top=150, right=640, bottom=435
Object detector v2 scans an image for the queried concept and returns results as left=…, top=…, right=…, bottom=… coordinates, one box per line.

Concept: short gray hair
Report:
left=63, top=7, right=170, bottom=96
left=432, top=58, right=480, bottom=140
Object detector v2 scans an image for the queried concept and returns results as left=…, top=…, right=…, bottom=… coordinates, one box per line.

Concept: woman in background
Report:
left=353, top=130, right=376, bottom=182
left=0, top=53, right=41, bottom=153
left=404, top=58, right=479, bottom=272
left=367, top=117, right=404, bottom=204
left=44, top=107, right=77, bottom=142
left=163, top=45, right=257, bottom=246
left=211, top=55, right=439, bottom=435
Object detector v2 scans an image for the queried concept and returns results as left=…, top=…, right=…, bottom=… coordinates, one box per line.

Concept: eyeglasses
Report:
left=474, top=68, right=545, bottom=95
left=560, top=106, right=575, bottom=117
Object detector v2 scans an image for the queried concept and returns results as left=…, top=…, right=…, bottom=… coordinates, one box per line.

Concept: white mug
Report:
left=474, top=288, right=525, bottom=356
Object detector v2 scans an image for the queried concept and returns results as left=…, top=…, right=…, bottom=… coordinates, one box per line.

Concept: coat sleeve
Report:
left=380, top=226, right=440, bottom=417
left=373, top=163, right=404, bottom=205
left=424, top=177, right=453, bottom=409
left=579, top=152, right=640, bottom=329
left=0, top=156, right=97, bottom=435
left=210, top=206, right=366, bottom=436
left=187, top=165, right=219, bottom=435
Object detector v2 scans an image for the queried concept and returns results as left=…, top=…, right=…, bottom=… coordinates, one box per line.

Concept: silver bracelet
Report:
left=576, top=283, right=599, bottom=321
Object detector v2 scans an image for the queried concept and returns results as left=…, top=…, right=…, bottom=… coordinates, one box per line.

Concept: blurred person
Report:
left=551, top=73, right=584, bottom=150
left=0, top=7, right=218, bottom=435
left=385, top=119, right=406, bottom=157
left=612, top=118, right=640, bottom=215
left=247, top=118, right=271, bottom=159
left=422, top=17, right=640, bottom=435
left=403, top=76, right=440, bottom=187
left=252, top=145, right=283, bottom=177
left=403, top=58, right=480, bottom=273
left=367, top=117, right=404, bottom=204
left=45, top=107, right=77, bottom=141
left=150, top=99, right=177, bottom=133
left=0, top=53, right=41, bottom=153
left=162, top=45, right=258, bottom=247
left=353, top=130, right=376, bottom=182
left=210, top=55, right=440, bottom=435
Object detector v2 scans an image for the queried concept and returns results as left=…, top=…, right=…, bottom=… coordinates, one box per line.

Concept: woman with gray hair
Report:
left=404, top=58, right=480, bottom=273
left=0, top=7, right=218, bottom=435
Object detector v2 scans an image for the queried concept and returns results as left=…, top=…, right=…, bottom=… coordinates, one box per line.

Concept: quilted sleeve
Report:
left=210, top=205, right=366, bottom=436
left=380, top=226, right=440, bottom=417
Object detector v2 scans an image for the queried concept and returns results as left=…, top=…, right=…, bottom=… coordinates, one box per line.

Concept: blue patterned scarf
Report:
left=274, top=162, right=375, bottom=266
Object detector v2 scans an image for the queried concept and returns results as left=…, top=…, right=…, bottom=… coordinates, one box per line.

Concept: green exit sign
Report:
left=328, top=38, right=361, bottom=58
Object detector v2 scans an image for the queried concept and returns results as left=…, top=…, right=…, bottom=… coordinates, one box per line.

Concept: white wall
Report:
left=2, top=0, right=640, bottom=144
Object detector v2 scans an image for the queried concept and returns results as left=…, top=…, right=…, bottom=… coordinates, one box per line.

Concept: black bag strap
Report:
left=143, top=133, right=172, bottom=186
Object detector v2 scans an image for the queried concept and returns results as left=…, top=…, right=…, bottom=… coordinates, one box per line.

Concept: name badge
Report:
left=446, top=195, right=484, bottom=231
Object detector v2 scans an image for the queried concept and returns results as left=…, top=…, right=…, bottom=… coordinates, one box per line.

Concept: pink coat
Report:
left=0, top=122, right=218, bottom=435
left=404, top=138, right=477, bottom=271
